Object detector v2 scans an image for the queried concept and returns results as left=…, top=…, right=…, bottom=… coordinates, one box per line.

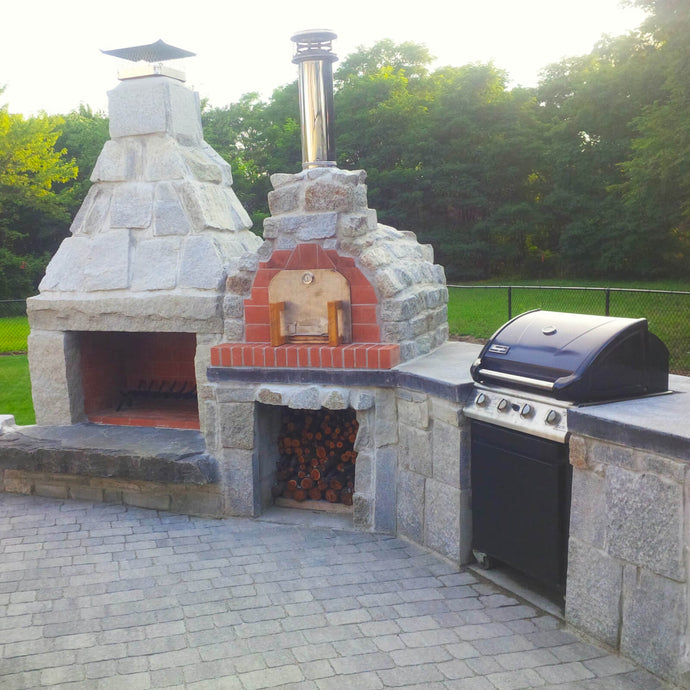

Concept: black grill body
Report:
left=470, top=310, right=669, bottom=402
left=471, top=421, right=571, bottom=593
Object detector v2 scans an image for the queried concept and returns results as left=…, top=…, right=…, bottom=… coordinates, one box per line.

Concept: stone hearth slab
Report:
left=0, top=423, right=217, bottom=485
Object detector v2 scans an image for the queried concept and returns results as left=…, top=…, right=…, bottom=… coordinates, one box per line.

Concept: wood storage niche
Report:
left=273, top=407, right=358, bottom=508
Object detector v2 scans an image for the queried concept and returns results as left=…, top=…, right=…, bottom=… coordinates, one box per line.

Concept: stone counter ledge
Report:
left=0, top=423, right=219, bottom=485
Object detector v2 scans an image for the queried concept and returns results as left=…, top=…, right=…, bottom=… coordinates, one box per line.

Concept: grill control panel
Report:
left=463, top=384, right=570, bottom=442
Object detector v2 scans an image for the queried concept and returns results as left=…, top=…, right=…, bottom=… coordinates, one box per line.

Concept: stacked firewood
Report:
left=274, top=408, right=358, bottom=506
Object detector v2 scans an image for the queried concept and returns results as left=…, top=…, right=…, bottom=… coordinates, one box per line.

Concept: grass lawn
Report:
left=0, top=355, right=35, bottom=426
left=0, top=280, right=687, bottom=422
left=0, top=316, right=30, bottom=353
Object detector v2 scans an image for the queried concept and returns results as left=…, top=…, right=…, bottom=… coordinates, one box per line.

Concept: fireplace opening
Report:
left=80, top=331, right=199, bottom=430
left=272, top=407, right=358, bottom=508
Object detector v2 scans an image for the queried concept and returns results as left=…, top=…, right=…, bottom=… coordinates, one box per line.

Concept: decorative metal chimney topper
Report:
left=291, top=30, right=338, bottom=169
left=101, top=39, right=196, bottom=82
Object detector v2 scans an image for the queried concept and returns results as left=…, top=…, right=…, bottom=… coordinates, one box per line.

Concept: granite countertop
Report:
left=569, top=374, right=690, bottom=462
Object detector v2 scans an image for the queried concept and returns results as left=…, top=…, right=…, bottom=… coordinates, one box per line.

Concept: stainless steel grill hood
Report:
left=470, top=310, right=669, bottom=402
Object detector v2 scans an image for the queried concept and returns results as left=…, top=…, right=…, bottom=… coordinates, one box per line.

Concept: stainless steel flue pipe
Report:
left=291, top=30, right=338, bottom=168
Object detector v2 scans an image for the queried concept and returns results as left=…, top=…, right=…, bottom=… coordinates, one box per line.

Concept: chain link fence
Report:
left=2, top=289, right=690, bottom=373
left=448, top=285, right=690, bottom=375
left=0, top=299, right=29, bottom=354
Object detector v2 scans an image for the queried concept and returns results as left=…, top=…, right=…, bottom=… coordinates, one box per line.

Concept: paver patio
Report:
left=0, top=493, right=675, bottom=689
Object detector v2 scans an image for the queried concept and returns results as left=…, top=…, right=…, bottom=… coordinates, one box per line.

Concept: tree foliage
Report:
left=4, top=0, right=690, bottom=298
left=0, top=93, right=79, bottom=297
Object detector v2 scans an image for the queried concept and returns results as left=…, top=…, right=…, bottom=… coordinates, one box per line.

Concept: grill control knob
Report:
left=497, top=399, right=510, bottom=412
left=475, top=393, right=488, bottom=407
left=545, top=409, right=561, bottom=425
left=520, top=404, right=534, bottom=418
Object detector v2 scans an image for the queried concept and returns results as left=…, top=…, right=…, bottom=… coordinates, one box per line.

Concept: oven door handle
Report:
left=476, top=369, right=555, bottom=391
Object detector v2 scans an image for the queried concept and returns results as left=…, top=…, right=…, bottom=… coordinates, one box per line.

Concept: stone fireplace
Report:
left=26, top=56, right=262, bottom=430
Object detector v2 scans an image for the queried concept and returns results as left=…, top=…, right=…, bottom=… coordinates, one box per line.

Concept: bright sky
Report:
left=2, top=0, right=647, bottom=117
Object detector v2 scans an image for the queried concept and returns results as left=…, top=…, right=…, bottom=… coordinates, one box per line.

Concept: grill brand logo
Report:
left=488, top=344, right=510, bottom=355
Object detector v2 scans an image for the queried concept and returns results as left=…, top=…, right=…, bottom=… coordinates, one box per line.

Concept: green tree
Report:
left=617, top=0, right=690, bottom=275
left=0, top=94, right=78, bottom=297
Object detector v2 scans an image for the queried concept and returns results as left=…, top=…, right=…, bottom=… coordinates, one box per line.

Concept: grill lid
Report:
left=470, top=310, right=669, bottom=402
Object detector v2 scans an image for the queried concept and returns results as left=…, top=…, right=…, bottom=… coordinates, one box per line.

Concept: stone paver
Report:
left=0, top=494, right=676, bottom=689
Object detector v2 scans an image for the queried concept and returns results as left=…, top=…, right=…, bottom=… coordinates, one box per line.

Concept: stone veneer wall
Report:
left=566, top=434, right=689, bottom=686
left=200, top=377, right=472, bottom=564
left=221, top=167, right=449, bottom=363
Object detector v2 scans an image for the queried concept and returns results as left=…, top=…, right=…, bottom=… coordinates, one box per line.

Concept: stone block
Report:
left=180, top=147, right=223, bottom=184
left=108, top=77, right=202, bottom=142
left=288, top=386, right=321, bottom=410
left=223, top=294, right=245, bottom=318
left=635, top=450, right=687, bottom=483
left=70, top=186, right=112, bottom=236
left=373, top=447, right=397, bottom=533
left=359, top=246, right=393, bottom=271
left=4, top=470, right=34, bottom=495
left=380, top=294, right=424, bottom=322
left=131, top=237, right=179, bottom=291
left=304, top=183, right=352, bottom=213
left=606, top=464, right=684, bottom=580
left=70, top=485, right=105, bottom=503
left=143, top=138, right=187, bottom=182
left=122, top=490, right=171, bottom=511
left=28, top=330, right=84, bottom=426
left=398, top=396, right=430, bottom=430
left=399, top=426, right=432, bottom=477
left=319, top=388, right=349, bottom=410
left=374, top=390, right=397, bottom=447
left=621, top=565, right=686, bottom=682
left=353, top=492, right=373, bottom=530
left=350, top=390, right=374, bottom=410
left=177, top=182, right=248, bottom=233
left=432, top=420, right=461, bottom=488
left=84, top=230, right=131, bottom=291
left=353, top=409, right=373, bottom=452
left=396, top=469, right=425, bottom=543
left=0, top=415, right=17, bottom=434
left=110, top=183, right=154, bottom=229
left=589, top=439, right=634, bottom=470
left=219, top=402, right=255, bottom=450
left=424, top=479, right=460, bottom=561
left=39, top=237, right=90, bottom=292
left=221, top=449, right=258, bottom=516
left=268, top=185, right=301, bottom=215
left=296, top=213, right=339, bottom=241
left=256, top=388, right=285, bottom=406
left=153, top=182, right=193, bottom=236
left=353, top=451, right=373, bottom=495
left=565, top=538, right=622, bottom=647
left=216, top=387, right=256, bottom=403
left=223, top=318, right=244, bottom=341
left=337, top=212, right=376, bottom=237
left=179, top=236, right=225, bottom=290
left=458, top=488, right=473, bottom=564
left=91, top=139, right=142, bottom=182
left=170, top=490, right=224, bottom=518
left=34, top=481, right=70, bottom=499
left=430, top=398, right=462, bottom=429
left=568, top=467, right=607, bottom=549
left=569, top=435, right=588, bottom=469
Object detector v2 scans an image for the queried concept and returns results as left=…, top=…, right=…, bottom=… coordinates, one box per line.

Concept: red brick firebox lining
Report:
left=210, top=243, right=401, bottom=370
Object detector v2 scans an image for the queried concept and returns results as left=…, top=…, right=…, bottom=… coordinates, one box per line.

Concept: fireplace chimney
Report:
left=291, top=30, right=338, bottom=169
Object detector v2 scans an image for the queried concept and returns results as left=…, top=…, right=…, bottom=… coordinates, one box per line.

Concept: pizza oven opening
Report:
left=268, top=269, right=351, bottom=346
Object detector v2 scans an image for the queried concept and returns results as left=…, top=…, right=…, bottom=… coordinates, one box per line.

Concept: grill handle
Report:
left=476, top=369, right=555, bottom=391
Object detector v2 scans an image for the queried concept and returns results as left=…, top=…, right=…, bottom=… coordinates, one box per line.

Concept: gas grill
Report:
left=464, top=310, right=669, bottom=596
